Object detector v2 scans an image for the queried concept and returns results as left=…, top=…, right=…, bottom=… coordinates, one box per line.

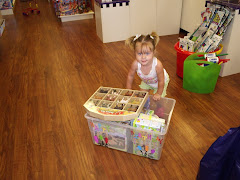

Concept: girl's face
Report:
left=135, top=42, right=154, bottom=66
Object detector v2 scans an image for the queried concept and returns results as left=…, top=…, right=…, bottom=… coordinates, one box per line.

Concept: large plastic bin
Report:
left=174, top=42, right=194, bottom=78
left=183, top=52, right=221, bottom=94
left=174, top=42, right=223, bottom=78
left=85, top=96, right=176, bottom=160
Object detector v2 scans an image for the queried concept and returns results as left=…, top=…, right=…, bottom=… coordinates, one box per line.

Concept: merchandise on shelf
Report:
left=179, top=4, right=235, bottom=53
left=0, top=0, right=13, bottom=10
left=95, top=0, right=129, bottom=4
left=52, top=0, right=93, bottom=16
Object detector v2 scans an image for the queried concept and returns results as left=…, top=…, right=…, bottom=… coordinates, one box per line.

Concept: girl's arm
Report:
left=154, top=60, right=165, bottom=100
left=126, top=60, right=138, bottom=89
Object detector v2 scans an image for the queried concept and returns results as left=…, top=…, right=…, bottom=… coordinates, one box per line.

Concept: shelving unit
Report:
left=0, top=0, right=15, bottom=15
left=52, top=0, right=94, bottom=22
left=94, top=0, right=130, bottom=43
left=206, top=1, right=240, bottom=77
left=59, top=11, right=94, bottom=22
left=94, top=0, right=183, bottom=43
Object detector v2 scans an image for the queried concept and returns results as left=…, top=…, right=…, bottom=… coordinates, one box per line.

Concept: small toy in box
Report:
left=84, top=86, right=149, bottom=121
left=133, top=112, right=166, bottom=132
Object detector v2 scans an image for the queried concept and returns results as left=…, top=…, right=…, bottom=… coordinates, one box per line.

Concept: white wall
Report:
left=180, top=0, right=206, bottom=33
left=129, top=0, right=157, bottom=36
left=130, top=0, right=182, bottom=36
left=157, top=0, right=182, bottom=36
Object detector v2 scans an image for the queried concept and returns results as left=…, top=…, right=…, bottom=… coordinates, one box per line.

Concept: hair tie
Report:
left=149, top=35, right=154, bottom=40
left=133, top=34, right=141, bottom=41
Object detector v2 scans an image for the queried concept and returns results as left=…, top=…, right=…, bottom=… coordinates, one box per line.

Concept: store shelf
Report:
left=59, top=11, right=94, bottom=22
left=52, top=0, right=94, bottom=22
left=94, top=0, right=130, bottom=43
left=206, top=1, right=240, bottom=77
left=206, top=0, right=240, bottom=10
left=0, top=0, right=15, bottom=15
left=0, top=9, right=13, bottom=15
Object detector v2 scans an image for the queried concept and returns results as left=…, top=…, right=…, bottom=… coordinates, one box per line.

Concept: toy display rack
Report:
left=205, top=1, right=240, bottom=76
left=84, top=86, right=149, bottom=121
left=52, top=0, right=94, bottom=22
left=0, top=0, right=15, bottom=15
left=60, top=12, right=94, bottom=22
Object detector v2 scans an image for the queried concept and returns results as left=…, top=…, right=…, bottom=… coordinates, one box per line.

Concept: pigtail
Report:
left=125, top=36, right=136, bottom=50
left=125, top=33, right=159, bottom=51
left=150, top=31, right=160, bottom=47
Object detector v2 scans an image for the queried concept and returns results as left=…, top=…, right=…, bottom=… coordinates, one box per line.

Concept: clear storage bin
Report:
left=85, top=96, right=176, bottom=160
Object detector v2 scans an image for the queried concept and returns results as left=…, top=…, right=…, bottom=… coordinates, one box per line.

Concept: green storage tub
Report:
left=183, top=53, right=221, bottom=94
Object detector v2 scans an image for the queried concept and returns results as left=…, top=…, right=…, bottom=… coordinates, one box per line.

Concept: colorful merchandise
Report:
left=84, top=86, right=149, bottom=121
left=193, top=53, right=230, bottom=65
left=133, top=113, right=165, bottom=132
left=52, top=0, right=93, bottom=16
left=179, top=4, right=234, bottom=53
left=0, top=0, right=12, bottom=10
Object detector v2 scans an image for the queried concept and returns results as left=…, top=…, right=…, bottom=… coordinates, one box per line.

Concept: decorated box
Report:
left=84, top=86, right=149, bottom=121
left=85, top=96, right=176, bottom=160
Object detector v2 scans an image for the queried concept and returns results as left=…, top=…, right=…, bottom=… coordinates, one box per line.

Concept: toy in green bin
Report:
left=183, top=52, right=230, bottom=94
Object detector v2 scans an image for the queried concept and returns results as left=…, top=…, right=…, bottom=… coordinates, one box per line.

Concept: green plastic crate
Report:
left=183, top=53, right=221, bottom=94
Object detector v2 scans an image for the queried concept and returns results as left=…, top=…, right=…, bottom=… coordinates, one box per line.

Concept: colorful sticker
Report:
left=90, top=121, right=127, bottom=151
left=131, top=130, right=164, bottom=159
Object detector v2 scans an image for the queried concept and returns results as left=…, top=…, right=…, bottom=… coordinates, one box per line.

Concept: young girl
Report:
left=125, top=32, right=169, bottom=101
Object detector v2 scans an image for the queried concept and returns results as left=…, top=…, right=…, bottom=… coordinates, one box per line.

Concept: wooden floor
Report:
left=1, top=1, right=240, bottom=179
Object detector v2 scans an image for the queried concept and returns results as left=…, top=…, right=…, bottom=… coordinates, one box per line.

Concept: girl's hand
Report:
left=153, top=93, right=161, bottom=101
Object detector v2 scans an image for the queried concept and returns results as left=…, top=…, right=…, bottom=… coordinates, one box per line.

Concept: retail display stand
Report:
left=94, top=0, right=130, bottom=43
left=206, top=1, right=240, bottom=77
left=94, top=0, right=182, bottom=43
left=52, top=0, right=94, bottom=22
left=0, top=0, right=15, bottom=15
left=60, top=11, right=94, bottom=22
left=219, top=9, right=240, bottom=76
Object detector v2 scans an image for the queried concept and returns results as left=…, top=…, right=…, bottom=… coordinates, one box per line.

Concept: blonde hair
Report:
left=125, top=32, right=160, bottom=51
